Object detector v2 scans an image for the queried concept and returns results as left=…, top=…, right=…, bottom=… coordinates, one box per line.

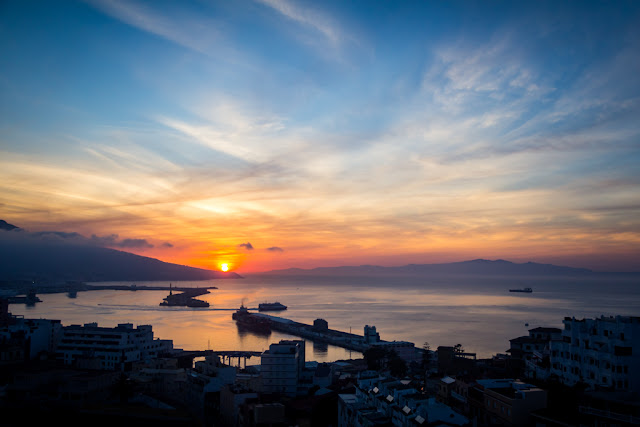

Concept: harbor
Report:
left=3, top=281, right=217, bottom=306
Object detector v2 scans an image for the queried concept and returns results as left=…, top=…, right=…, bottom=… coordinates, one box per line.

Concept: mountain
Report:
left=0, top=220, right=19, bottom=231
left=0, top=221, right=240, bottom=282
left=261, top=259, right=598, bottom=277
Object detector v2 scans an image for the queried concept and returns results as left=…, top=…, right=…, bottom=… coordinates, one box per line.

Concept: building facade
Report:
left=57, top=322, right=173, bottom=370
left=260, top=339, right=305, bottom=396
left=550, top=315, right=640, bottom=393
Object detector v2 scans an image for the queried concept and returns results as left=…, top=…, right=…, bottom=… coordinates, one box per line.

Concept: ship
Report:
left=509, top=287, right=533, bottom=293
left=258, top=302, right=287, bottom=311
left=233, top=305, right=271, bottom=332
left=232, top=304, right=250, bottom=320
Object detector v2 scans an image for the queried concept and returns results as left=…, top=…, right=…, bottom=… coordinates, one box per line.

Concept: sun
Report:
left=221, top=263, right=229, bottom=272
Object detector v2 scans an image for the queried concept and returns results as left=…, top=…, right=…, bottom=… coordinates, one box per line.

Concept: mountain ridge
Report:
left=258, top=259, right=636, bottom=276
left=0, top=220, right=240, bottom=282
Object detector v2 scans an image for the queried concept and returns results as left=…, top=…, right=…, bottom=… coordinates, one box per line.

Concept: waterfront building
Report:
left=371, top=341, right=419, bottom=363
left=508, top=326, right=561, bottom=380
left=0, top=308, right=62, bottom=362
left=549, top=315, right=640, bottom=393
left=56, top=322, right=173, bottom=370
left=364, top=325, right=380, bottom=344
left=437, top=345, right=477, bottom=375
left=0, top=316, right=62, bottom=363
left=313, top=318, right=328, bottom=330
left=260, top=339, right=305, bottom=396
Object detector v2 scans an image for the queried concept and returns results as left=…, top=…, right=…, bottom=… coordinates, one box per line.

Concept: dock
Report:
left=88, top=284, right=218, bottom=292
left=234, top=310, right=373, bottom=352
left=159, top=285, right=212, bottom=307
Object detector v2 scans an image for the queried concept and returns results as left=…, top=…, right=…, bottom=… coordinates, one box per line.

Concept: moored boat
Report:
left=258, top=302, right=287, bottom=311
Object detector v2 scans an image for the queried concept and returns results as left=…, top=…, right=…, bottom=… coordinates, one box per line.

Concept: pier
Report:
left=159, top=285, right=212, bottom=307
left=234, top=310, right=374, bottom=352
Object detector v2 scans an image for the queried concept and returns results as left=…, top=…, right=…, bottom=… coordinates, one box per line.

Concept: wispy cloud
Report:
left=87, top=0, right=232, bottom=58
left=256, top=0, right=342, bottom=45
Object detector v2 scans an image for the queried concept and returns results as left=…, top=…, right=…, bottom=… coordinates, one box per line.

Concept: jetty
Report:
left=159, top=285, right=212, bottom=307
left=88, top=284, right=218, bottom=293
left=4, top=282, right=218, bottom=306
left=233, top=309, right=373, bottom=352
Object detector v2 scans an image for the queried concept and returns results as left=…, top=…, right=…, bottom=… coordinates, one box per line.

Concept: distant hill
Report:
left=0, top=220, right=19, bottom=231
left=0, top=221, right=240, bottom=282
left=261, top=259, right=600, bottom=277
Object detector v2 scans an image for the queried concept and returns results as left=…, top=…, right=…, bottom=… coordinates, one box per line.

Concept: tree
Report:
left=422, top=342, right=432, bottom=367
left=422, top=341, right=432, bottom=390
left=389, top=355, right=407, bottom=377
left=453, top=343, right=465, bottom=355
left=364, top=347, right=388, bottom=371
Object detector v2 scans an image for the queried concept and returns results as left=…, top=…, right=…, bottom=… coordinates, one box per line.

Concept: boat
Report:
left=232, top=305, right=271, bottom=332
left=232, top=304, right=250, bottom=320
left=509, top=287, right=533, bottom=293
left=258, top=302, right=287, bottom=311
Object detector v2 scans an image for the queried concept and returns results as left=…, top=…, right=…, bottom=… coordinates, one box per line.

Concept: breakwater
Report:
left=238, top=312, right=373, bottom=352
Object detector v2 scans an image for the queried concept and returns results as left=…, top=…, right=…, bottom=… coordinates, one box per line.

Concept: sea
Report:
left=9, top=274, right=640, bottom=364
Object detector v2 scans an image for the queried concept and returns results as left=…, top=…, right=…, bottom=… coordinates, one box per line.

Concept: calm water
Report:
left=9, top=274, right=640, bottom=362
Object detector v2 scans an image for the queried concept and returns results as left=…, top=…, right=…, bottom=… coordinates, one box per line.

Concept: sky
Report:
left=1, top=0, right=639, bottom=273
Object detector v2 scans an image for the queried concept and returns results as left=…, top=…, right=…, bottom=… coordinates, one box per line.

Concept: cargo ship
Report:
left=233, top=305, right=271, bottom=332
left=509, top=287, right=533, bottom=293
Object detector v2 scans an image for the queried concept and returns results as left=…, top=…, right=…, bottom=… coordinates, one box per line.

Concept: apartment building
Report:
left=57, top=322, right=173, bottom=370
left=549, top=315, right=639, bottom=392
left=260, top=339, right=305, bottom=396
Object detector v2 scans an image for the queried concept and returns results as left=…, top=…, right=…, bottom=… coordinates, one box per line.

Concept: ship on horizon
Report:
left=509, top=287, right=533, bottom=293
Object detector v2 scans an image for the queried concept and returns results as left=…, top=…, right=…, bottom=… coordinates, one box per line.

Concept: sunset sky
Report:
left=1, top=1, right=639, bottom=273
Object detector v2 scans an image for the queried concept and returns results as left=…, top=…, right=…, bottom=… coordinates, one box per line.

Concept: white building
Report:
left=550, top=315, right=640, bottom=392
left=57, top=322, right=173, bottom=370
left=260, top=339, right=305, bottom=396
left=364, top=325, right=380, bottom=344
left=371, top=341, right=419, bottom=363
left=0, top=317, right=62, bottom=360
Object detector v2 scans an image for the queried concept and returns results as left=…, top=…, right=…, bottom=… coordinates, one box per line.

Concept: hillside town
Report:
left=1, top=297, right=638, bottom=426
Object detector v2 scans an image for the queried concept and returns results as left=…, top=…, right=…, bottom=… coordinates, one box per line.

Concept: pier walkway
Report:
left=238, top=312, right=373, bottom=352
